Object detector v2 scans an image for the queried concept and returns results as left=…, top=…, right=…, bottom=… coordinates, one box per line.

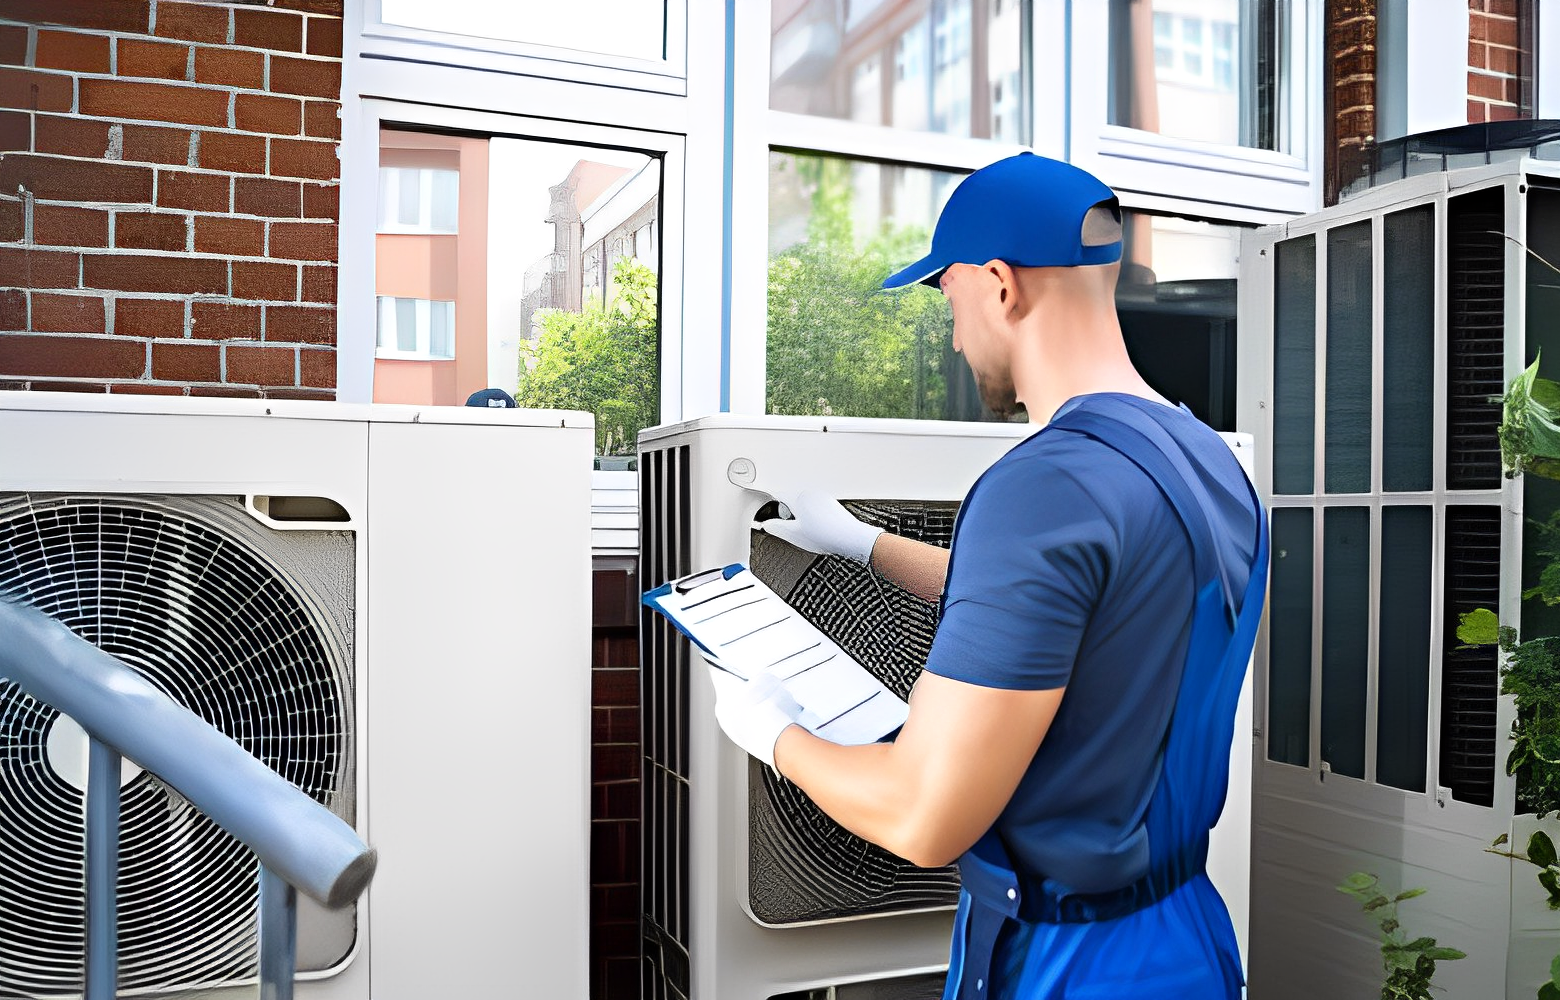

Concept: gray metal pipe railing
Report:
left=0, top=598, right=377, bottom=999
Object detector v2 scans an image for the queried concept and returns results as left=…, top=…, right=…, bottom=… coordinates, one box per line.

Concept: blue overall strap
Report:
left=947, top=402, right=1267, bottom=1000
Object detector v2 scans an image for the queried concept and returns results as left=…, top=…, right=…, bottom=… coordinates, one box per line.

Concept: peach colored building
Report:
left=374, top=130, right=489, bottom=406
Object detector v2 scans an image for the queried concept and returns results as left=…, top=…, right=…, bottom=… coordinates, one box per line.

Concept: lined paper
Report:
left=645, top=565, right=908, bottom=745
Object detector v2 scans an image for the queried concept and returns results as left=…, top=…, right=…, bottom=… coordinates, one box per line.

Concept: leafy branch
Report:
left=1337, top=873, right=1465, bottom=1000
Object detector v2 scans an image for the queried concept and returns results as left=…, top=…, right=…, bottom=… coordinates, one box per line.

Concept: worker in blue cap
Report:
left=712, top=151, right=1267, bottom=999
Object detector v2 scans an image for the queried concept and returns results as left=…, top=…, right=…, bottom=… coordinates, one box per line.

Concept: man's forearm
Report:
left=870, top=532, right=950, bottom=602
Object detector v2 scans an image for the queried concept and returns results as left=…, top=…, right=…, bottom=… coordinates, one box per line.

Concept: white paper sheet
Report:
left=644, top=565, right=909, bottom=745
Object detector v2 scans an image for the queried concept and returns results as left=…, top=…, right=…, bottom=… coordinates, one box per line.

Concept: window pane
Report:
left=395, top=298, right=417, bottom=352
left=1267, top=507, right=1313, bottom=766
left=1109, top=0, right=1283, bottom=151
left=378, top=0, right=666, bottom=62
left=1321, top=506, right=1369, bottom=780
left=398, top=168, right=421, bottom=226
left=767, top=151, right=979, bottom=420
left=1382, top=206, right=1434, bottom=492
left=771, top=0, right=1027, bottom=142
left=1377, top=505, right=1431, bottom=792
left=375, top=128, right=662, bottom=460
left=430, top=301, right=454, bottom=359
left=1273, top=235, right=1315, bottom=494
left=375, top=296, right=389, bottom=349
left=431, top=169, right=460, bottom=233
left=1325, top=221, right=1372, bottom=493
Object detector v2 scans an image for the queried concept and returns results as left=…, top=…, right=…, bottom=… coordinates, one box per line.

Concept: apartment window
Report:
left=1264, top=197, right=1503, bottom=804
left=1109, top=0, right=1283, bottom=150
left=376, top=297, right=455, bottom=360
left=378, top=167, right=459, bottom=234
left=772, top=0, right=1027, bottom=144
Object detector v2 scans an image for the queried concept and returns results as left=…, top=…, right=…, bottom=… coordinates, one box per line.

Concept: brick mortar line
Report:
left=8, top=52, right=343, bottom=77
left=0, top=289, right=335, bottom=308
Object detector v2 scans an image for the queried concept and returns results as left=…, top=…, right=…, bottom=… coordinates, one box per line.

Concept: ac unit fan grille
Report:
left=0, top=494, right=354, bottom=997
left=747, top=502, right=961, bottom=924
left=1438, top=504, right=1500, bottom=807
left=1445, top=187, right=1505, bottom=490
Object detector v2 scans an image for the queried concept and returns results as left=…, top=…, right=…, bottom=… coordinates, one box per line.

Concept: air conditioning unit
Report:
left=637, top=413, right=1257, bottom=1000
left=0, top=392, right=594, bottom=1000
left=1237, top=139, right=1560, bottom=999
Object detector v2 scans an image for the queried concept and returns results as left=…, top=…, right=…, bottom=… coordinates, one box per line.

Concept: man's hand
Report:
left=707, top=664, right=803, bottom=770
left=763, top=490, right=885, bottom=564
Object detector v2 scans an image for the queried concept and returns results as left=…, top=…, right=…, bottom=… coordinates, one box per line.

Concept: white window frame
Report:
left=375, top=296, right=456, bottom=361
left=338, top=0, right=727, bottom=418
left=1066, top=0, right=1321, bottom=219
left=358, top=0, right=690, bottom=97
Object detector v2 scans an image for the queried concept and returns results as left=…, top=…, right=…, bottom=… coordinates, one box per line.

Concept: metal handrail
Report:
left=0, top=598, right=377, bottom=1000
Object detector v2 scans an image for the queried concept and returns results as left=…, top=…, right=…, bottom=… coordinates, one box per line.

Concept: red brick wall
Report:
left=0, top=0, right=341, bottom=398
left=1467, top=0, right=1532, bottom=122
left=1324, top=0, right=1377, bottom=206
left=591, top=562, right=641, bottom=1000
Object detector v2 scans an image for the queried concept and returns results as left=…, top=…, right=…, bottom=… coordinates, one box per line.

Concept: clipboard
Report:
left=643, top=565, right=909, bottom=745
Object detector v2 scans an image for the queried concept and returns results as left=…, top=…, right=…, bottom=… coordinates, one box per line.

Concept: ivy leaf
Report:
left=1456, top=608, right=1501, bottom=647
left=1501, top=352, right=1560, bottom=481
left=1494, top=833, right=1511, bottom=849
left=1425, top=947, right=1466, bottom=961
left=1532, top=832, right=1559, bottom=868
left=1394, top=887, right=1428, bottom=902
left=1540, top=982, right=1560, bottom=1000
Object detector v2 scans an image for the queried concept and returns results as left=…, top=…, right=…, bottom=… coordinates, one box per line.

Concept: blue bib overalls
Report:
left=941, top=401, right=1269, bottom=1000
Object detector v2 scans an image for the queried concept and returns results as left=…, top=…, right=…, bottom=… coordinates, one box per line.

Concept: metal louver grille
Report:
left=0, top=494, right=354, bottom=997
left=768, top=970, right=947, bottom=1000
left=747, top=502, right=961, bottom=923
left=641, top=445, right=691, bottom=1000
left=1446, top=187, right=1505, bottom=489
left=1439, top=504, right=1500, bottom=807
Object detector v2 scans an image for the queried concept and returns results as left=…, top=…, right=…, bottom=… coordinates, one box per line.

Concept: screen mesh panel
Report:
left=747, top=501, right=961, bottom=924
left=640, top=446, right=692, bottom=1000
left=1439, top=504, right=1501, bottom=807
left=0, top=494, right=354, bottom=997
left=1446, top=187, right=1505, bottom=490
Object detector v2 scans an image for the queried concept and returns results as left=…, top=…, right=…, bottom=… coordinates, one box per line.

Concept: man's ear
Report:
left=984, top=259, right=1018, bottom=311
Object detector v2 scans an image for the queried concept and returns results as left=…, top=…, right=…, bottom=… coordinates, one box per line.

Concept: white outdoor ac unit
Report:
left=637, top=413, right=1256, bottom=1000
left=1237, top=151, right=1560, bottom=999
left=0, top=391, right=594, bottom=1000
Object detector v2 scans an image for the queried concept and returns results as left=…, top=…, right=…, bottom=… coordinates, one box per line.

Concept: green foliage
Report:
left=1501, top=352, right=1560, bottom=482
left=766, top=155, right=955, bottom=419
left=514, top=259, right=659, bottom=456
left=1456, top=607, right=1501, bottom=648
left=1461, top=616, right=1560, bottom=820
left=1337, top=873, right=1465, bottom=1000
left=1491, top=832, right=1560, bottom=911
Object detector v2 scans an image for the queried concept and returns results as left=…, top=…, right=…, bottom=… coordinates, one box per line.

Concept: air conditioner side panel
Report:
left=364, top=421, right=593, bottom=1000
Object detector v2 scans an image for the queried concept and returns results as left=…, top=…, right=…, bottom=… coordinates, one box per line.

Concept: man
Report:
left=710, top=151, right=1267, bottom=999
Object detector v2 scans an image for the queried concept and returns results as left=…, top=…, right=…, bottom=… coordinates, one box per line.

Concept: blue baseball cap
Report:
left=883, top=152, right=1123, bottom=289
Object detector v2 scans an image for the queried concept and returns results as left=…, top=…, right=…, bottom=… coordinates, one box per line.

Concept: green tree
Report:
left=766, top=155, right=954, bottom=419
left=514, top=259, right=659, bottom=456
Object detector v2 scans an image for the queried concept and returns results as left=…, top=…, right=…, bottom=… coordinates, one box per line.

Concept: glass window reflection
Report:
left=765, top=151, right=1245, bottom=429
left=771, top=0, right=1026, bottom=143
left=1109, top=0, right=1283, bottom=151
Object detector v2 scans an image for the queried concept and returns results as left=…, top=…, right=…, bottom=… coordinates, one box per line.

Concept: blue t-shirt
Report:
left=925, top=393, right=1259, bottom=895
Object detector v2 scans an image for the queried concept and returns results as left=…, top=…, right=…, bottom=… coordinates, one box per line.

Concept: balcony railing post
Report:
left=84, top=737, right=120, bottom=1000
left=258, top=864, right=298, bottom=1000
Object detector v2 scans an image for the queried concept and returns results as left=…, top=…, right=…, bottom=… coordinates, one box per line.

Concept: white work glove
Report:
left=762, top=490, right=884, bottom=565
left=707, top=663, right=803, bottom=771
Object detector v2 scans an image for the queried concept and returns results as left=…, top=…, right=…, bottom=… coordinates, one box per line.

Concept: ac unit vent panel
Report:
left=0, top=493, right=355, bottom=997
left=746, top=501, right=961, bottom=924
